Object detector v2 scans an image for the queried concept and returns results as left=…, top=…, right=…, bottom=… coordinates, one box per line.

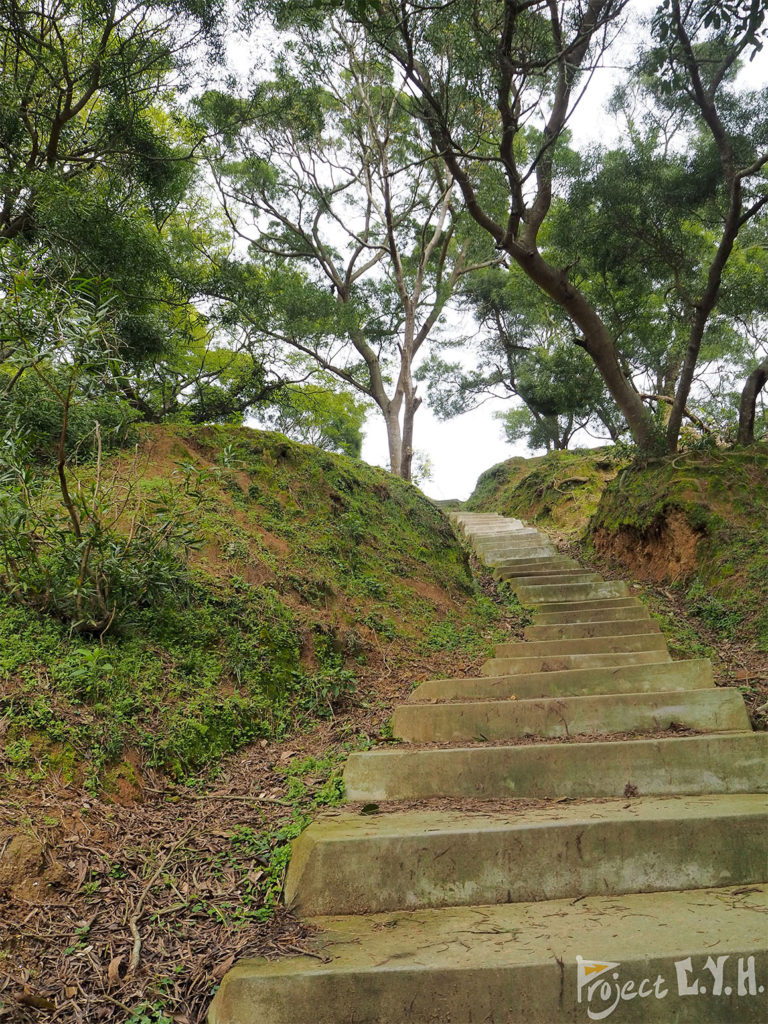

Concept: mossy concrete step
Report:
left=493, top=633, right=668, bottom=659
left=530, top=595, right=642, bottom=615
left=534, top=603, right=649, bottom=625
left=472, top=528, right=547, bottom=541
left=391, top=687, right=748, bottom=744
left=456, top=514, right=521, bottom=524
left=495, top=560, right=581, bottom=576
left=489, top=552, right=565, bottom=566
left=482, top=650, right=671, bottom=676
left=524, top=618, right=660, bottom=641
left=495, top=559, right=581, bottom=573
left=489, top=551, right=571, bottom=564
left=409, top=658, right=714, bottom=702
left=283, top=795, right=767, bottom=916
left=505, top=571, right=602, bottom=588
left=474, top=533, right=548, bottom=546
left=469, top=527, right=540, bottom=538
left=342, top=732, right=768, bottom=802
left=517, top=580, right=630, bottom=604
left=208, top=885, right=768, bottom=1024
left=487, top=552, right=559, bottom=567
left=480, top=545, right=557, bottom=561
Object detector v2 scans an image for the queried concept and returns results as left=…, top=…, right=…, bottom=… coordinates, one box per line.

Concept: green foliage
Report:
left=0, top=277, right=206, bottom=634
left=0, top=424, right=503, bottom=783
left=421, top=263, right=624, bottom=452
left=199, top=15, right=497, bottom=479
left=467, top=447, right=625, bottom=539
left=259, top=377, right=370, bottom=456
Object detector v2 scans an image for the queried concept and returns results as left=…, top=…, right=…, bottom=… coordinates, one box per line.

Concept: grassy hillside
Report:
left=1, top=424, right=507, bottom=794
left=466, top=447, right=625, bottom=540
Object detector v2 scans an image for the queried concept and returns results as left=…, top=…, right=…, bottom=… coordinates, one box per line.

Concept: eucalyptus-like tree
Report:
left=257, top=0, right=768, bottom=454
left=201, top=18, right=498, bottom=479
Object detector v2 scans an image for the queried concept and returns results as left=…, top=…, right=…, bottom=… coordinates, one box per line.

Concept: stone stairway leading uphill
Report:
left=209, top=513, right=768, bottom=1024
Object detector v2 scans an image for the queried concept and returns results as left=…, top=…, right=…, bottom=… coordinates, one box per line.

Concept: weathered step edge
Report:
left=493, top=632, right=668, bottom=658
left=391, top=687, right=750, bottom=744
left=343, top=732, right=768, bottom=802
left=409, top=658, right=714, bottom=702
left=284, top=795, right=768, bottom=915
left=482, top=650, right=671, bottom=676
left=208, top=886, right=768, bottom=1024
left=411, top=655, right=720, bottom=704
left=524, top=618, right=658, bottom=640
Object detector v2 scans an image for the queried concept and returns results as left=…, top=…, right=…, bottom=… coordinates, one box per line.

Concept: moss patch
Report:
left=466, top=448, right=624, bottom=540
left=1, top=424, right=515, bottom=787
left=587, top=444, right=768, bottom=650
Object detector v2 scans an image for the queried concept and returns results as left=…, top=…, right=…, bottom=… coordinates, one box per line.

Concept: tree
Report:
left=0, top=263, right=202, bottom=634
left=738, top=357, right=768, bottom=443
left=0, top=0, right=221, bottom=244
left=419, top=264, right=623, bottom=452
left=0, top=0, right=283, bottom=431
left=201, top=17, right=498, bottom=479
left=545, top=106, right=768, bottom=443
left=646, top=0, right=768, bottom=449
left=258, top=375, right=370, bottom=456
left=257, top=0, right=768, bottom=454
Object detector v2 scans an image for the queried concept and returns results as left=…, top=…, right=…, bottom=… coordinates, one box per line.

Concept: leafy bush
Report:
left=0, top=432, right=202, bottom=633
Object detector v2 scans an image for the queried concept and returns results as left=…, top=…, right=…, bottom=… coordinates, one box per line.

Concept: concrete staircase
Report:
left=209, top=513, right=768, bottom=1023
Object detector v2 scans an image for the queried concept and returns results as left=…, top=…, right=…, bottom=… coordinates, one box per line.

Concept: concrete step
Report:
left=209, top=886, right=768, bottom=1023
left=505, top=571, right=602, bottom=587
left=493, top=633, right=669, bottom=659
left=487, top=554, right=559, bottom=568
left=284, top=795, right=767, bottom=915
left=534, top=603, right=650, bottom=624
left=469, top=527, right=540, bottom=539
left=517, top=580, right=630, bottom=604
left=474, top=538, right=547, bottom=548
left=488, top=552, right=571, bottom=567
left=495, top=560, right=581, bottom=576
left=479, top=545, right=556, bottom=560
left=473, top=530, right=547, bottom=542
left=525, top=618, right=660, bottom=640
left=392, top=687, right=749, bottom=744
left=482, top=650, right=671, bottom=676
left=409, top=658, right=714, bottom=702
left=343, top=732, right=768, bottom=802
left=532, top=595, right=643, bottom=614
left=474, top=533, right=548, bottom=545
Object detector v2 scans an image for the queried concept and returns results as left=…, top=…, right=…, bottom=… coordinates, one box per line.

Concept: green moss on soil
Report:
left=1, top=425, right=508, bottom=786
left=588, top=444, right=768, bottom=649
left=466, top=448, right=624, bottom=540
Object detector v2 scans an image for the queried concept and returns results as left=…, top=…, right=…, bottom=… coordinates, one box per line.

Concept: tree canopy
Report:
left=2, top=0, right=766, bottom=499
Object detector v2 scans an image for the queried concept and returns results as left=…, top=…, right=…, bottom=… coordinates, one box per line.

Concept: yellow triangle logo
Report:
left=584, top=963, right=611, bottom=976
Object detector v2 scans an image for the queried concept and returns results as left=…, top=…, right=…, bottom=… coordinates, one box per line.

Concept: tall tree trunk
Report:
left=737, top=358, right=768, bottom=444
left=399, top=388, right=422, bottom=483
left=383, top=402, right=403, bottom=477
left=512, top=248, right=659, bottom=452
